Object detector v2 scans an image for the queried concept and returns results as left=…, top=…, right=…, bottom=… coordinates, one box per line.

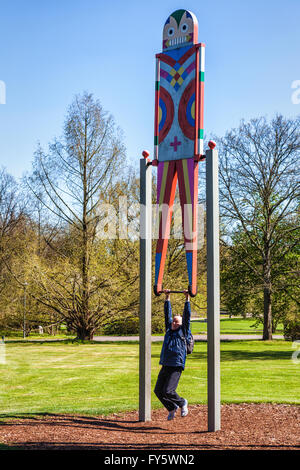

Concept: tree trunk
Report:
left=76, top=326, right=94, bottom=341
left=262, top=219, right=273, bottom=340
left=81, top=120, right=90, bottom=336
left=263, top=285, right=273, bottom=340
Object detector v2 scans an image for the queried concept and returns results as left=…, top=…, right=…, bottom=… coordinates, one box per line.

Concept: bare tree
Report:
left=25, top=92, right=126, bottom=339
left=218, top=115, right=300, bottom=340
left=0, top=168, right=25, bottom=289
left=0, top=169, right=23, bottom=244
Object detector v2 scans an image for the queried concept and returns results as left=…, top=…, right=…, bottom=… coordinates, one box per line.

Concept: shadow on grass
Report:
left=4, top=339, right=140, bottom=346
left=152, top=348, right=292, bottom=362
left=220, top=349, right=292, bottom=361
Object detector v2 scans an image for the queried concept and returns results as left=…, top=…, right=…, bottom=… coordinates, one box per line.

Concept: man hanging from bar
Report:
left=153, top=9, right=205, bottom=297
left=154, top=290, right=192, bottom=420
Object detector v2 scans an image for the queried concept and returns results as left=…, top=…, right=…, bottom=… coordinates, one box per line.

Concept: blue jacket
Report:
left=159, top=300, right=192, bottom=370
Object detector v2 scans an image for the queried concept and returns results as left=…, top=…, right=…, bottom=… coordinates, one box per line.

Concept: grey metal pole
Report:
left=206, top=147, right=221, bottom=431
left=139, top=158, right=152, bottom=421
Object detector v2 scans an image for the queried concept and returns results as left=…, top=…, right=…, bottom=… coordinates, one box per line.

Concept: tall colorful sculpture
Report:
left=153, top=9, right=205, bottom=297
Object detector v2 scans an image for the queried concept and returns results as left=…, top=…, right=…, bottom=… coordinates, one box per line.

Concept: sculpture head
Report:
left=162, top=9, right=198, bottom=51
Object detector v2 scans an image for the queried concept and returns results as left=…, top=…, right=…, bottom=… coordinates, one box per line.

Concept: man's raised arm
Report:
left=164, top=290, right=172, bottom=331
left=182, top=292, right=191, bottom=337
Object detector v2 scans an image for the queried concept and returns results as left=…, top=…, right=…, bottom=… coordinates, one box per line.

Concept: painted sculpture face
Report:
left=163, top=9, right=198, bottom=51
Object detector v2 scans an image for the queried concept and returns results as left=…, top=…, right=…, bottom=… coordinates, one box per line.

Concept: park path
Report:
left=93, top=334, right=284, bottom=342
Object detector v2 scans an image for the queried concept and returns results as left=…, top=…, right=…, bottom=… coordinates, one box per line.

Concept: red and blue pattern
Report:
left=153, top=10, right=205, bottom=297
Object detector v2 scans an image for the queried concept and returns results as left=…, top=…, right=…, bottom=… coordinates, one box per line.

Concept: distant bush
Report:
left=151, top=315, right=164, bottom=334
left=103, top=317, right=139, bottom=335
left=283, top=318, right=300, bottom=341
left=103, top=314, right=164, bottom=336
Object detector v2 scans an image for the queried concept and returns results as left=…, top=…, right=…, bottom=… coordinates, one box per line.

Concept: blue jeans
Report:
left=154, top=365, right=185, bottom=411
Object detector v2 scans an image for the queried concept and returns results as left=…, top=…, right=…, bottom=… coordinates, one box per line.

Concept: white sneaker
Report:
left=181, top=399, right=188, bottom=417
left=167, top=406, right=178, bottom=421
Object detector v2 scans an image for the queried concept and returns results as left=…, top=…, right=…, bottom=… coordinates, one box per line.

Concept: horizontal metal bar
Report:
left=159, top=290, right=188, bottom=294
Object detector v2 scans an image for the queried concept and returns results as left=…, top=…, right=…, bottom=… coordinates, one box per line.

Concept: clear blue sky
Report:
left=0, top=0, right=299, bottom=179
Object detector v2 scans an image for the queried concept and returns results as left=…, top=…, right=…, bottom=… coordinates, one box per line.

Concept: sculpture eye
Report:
left=180, top=23, right=188, bottom=33
left=168, top=27, right=175, bottom=37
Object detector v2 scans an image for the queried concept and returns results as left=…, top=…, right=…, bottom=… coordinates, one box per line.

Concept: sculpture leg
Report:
left=154, top=160, right=177, bottom=295
left=176, top=159, right=199, bottom=296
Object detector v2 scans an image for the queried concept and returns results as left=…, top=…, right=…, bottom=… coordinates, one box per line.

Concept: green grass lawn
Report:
left=190, top=317, right=284, bottom=335
left=0, top=339, right=298, bottom=419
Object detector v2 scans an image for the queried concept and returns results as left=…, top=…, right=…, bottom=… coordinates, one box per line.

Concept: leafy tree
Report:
left=221, top=222, right=299, bottom=334
left=218, top=115, right=300, bottom=339
left=25, top=92, right=126, bottom=340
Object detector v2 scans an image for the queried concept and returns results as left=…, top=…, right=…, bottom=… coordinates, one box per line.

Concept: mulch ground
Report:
left=0, top=404, right=299, bottom=451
